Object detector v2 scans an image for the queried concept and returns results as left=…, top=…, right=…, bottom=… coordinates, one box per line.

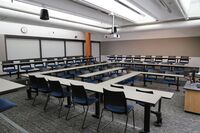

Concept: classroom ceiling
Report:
left=0, top=0, right=200, bottom=33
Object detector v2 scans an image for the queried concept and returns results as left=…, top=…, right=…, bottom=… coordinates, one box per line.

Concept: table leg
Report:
left=176, top=77, right=180, bottom=91
left=151, top=99, right=162, bottom=127
left=17, top=64, right=20, bottom=79
left=140, top=103, right=151, bottom=133
left=143, top=74, right=146, bottom=86
left=92, top=92, right=100, bottom=119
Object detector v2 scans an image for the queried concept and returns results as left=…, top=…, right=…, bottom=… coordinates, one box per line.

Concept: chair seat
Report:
left=50, top=91, right=71, bottom=98
left=0, top=98, right=16, bottom=112
left=21, top=67, right=34, bottom=71
left=38, top=87, right=51, bottom=93
left=3, top=69, right=17, bottom=73
left=105, top=104, right=133, bottom=114
left=73, top=97, right=97, bottom=105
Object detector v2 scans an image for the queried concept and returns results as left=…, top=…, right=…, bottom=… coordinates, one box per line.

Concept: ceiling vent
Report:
left=104, top=14, right=120, bottom=39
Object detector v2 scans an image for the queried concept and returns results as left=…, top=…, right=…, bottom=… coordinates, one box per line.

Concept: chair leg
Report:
left=82, top=106, right=89, bottom=129
left=58, top=98, right=64, bottom=118
left=65, top=105, right=71, bottom=120
left=32, top=93, right=38, bottom=106
left=132, top=110, right=135, bottom=128
left=97, top=109, right=104, bottom=132
left=44, top=94, right=50, bottom=111
left=124, top=114, right=129, bottom=133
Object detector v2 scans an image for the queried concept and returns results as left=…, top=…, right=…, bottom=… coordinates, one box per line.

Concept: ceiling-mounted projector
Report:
left=104, top=14, right=120, bottom=39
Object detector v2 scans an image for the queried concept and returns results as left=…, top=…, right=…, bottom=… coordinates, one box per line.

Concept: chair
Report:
left=57, top=57, right=66, bottom=67
left=179, top=56, right=189, bottom=64
left=44, top=80, right=71, bottom=117
left=124, top=55, right=132, bottom=62
left=155, top=56, right=163, bottom=64
left=163, top=71, right=176, bottom=87
left=134, top=64, right=144, bottom=71
left=107, top=55, right=116, bottom=62
left=160, top=66, right=171, bottom=73
left=2, top=61, right=17, bottom=77
left=145, top=65, right=155, bottom=72
left=144, top=55, right=152, bottom=63
left=34, top=59, right=46, bottom=70
left=20, top=59, right=34, bottom=73
left=167, top=56, right=176, bottom=64
left=174, top=67, right=185, bottom=75
left=32, top=77, right=51, bottom=106
left=28, top=75, right=39, bottom=100
left=116, top=55, right=123, bottom=62
left=65, top=84, right=98, bottom=129
left=97, top=89, right=135, bottom=132
left=46, top=58, right=57, bottom=69
left=0, top=98, right=16, bottom=112
left=133, top=55, right=142, bottom=63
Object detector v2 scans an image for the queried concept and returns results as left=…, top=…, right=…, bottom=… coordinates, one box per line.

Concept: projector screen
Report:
left=41, top=40, right=65, bottom=58
left=6, top=38, right=40, bottom=60
left=66, top=41, right=83, bottom=56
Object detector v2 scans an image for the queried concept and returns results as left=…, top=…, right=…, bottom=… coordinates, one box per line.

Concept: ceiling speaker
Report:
left=40, top=9, right=49, bottom=20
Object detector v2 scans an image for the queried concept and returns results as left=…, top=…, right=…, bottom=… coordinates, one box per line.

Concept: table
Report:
left=0, top=78, right=25, bottom=95
left=78, top=67, right=124, bottom=81
left=183, top=81, right=200, bottom=114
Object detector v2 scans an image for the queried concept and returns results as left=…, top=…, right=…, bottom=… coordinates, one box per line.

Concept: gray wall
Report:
left=0, top=35, right=6, bottom=61
left=101, top=37, right=200, bottom=57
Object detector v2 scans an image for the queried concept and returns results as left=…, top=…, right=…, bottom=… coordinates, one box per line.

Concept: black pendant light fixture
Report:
left=40, top=9, right=49, bottom=20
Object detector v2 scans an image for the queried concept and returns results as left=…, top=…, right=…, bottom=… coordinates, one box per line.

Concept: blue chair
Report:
left=0, top=98, right=16, bottom=112
left=46, top=58, right=57, bottom=69
left=174, top=67, right=184, bottom=75
left=57, top=57, right=66, bottom=67
left=2, top=61, right=17, bottom=77
left=34, top=59, right=46, bottom=70
left=65, top=84, right=98, bottom=129
left=133, top=55, right=142, bottom=63
left=124, top=55, right=132, bottom=62
left=144, top=55, right=153, bottom=63
left=145, top=65, right=155, bottom=72
left=160, top=66, right=170, bottom=73
left=179, top=56, right=189, bottom=65
left=32, top=77, right=51, bottom=106
left=134, top=64, right=144, bottom=71
left=167, top=56, right=176, bottom=64
left=20, top=60, right=34, bottom=73
left=56, top=72, right=74, bottom=79
left=107, top=55, right=116, bottom=62
left=28, top=75, right=39, bottom=100
left=115, top=55, right=123, bottom=62
left=97, top=89, right=135, bottom=132
left=155, top=56, right=163, bottom=64
left=44, top=80, right=71, bottom=117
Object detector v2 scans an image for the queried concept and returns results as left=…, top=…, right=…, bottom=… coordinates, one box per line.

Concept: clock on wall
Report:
left=21, top=26, right=28, bottom=33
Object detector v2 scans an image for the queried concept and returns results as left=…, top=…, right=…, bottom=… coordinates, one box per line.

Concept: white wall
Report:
left=0, top=21, right=86, bottom=40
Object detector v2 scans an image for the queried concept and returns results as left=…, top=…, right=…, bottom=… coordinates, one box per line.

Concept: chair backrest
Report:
left=110, top=84, right=124, bottom=89
left=136, top=89, right=153, bottom=94
left=103, top=89, right=127, bottom=112
left=70, top=84, right=87, bottom=102
left=48, top=80, right=63, bottom=95
left=2, top=61, right=15, bottom=70
left=36, top=77, right=49, bottom=89
left=29, top=75, right=38, bottom=89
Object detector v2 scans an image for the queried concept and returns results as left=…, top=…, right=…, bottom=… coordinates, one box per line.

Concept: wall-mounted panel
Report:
left=66, top=41, right=83, bottom=56
left=41, top=40, right=65, bottom=58
left=6, top=38, right=40, bottom=60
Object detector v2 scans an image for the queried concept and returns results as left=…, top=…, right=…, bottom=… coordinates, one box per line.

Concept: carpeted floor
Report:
left=0, top=76, right=200, bottom=133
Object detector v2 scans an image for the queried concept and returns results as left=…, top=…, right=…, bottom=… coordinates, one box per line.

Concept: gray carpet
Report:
left=1, top=77, right=200, bottom=133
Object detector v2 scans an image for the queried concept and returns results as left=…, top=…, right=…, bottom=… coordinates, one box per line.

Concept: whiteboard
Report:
left=41, top=40, right=65, bottom=58
left=6, top=38, right=40, bottom=60
left=92, top=42, right=100, bottom=61
left=66, top=41, right=83, bottom=56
